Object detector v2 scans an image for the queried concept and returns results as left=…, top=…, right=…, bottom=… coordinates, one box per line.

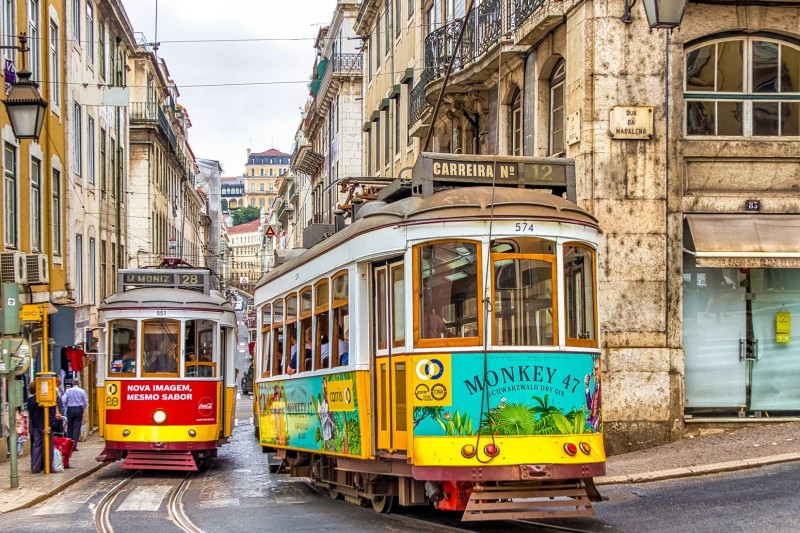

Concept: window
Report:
left=314, top=279, right=330, bottom=369
left=3, top=143, right=17, bottom=247
left=89, top=237, right=96, bottom=305
left=331, top=273, right=349, bottom=367
left=2, top=0, right=15, bottom=57
left=415, top=240, right=481, bottom=346
left=142, top=319, right=180, bottom=376
left=409, top=0, right=414, bottom=17
left=384, top=110, right=391, bottom=166
left=549, top=60, right=566, bottom=155
left=30, top=157, right=42, bottom=250
left=367, top=37, right=372, bottom=82
left=260, top=183, right=264, bottom=192
left=27, top=0, right=40, bottom=82
left=74, top=103, right=82, bottom=176
left=391, top=263, right=405, bottom=347
left=100, top=240, right=106, bottom=298
left=109, top=137, right=115, bottom=196
left=366, top=129, right=372, bottom=175
left=76, top=234, right=84, bottom=302
left=396, top=0, right=402, bottom=37
left=491, top=238, right=557, bottom=346
left=88, top=117, right=95, bottom=184
left=374, top=118, right=381, bottom=172
left=86, top=1, right=93, bottom=62
left=100, top=127, right=106, bottom=192
left=52, top=169, right=61, bottom=254
left=72, top=0, right=80, bottom=42
left=49, top=20, right=60, bottom=107
left=395, top=98, right=401, bottom=154
left=385, top=5, right=391, bottom=53
left=563, top=243, right=597, bottom=347
left=375, top=20, right=381, bottom=70
left=98, top=23, right=105, bottom=80
left=109, top=319, right=137, bottom=375
left=685, top=36, right=800, bottom=136
left=511, top=88, right=522, bottom=155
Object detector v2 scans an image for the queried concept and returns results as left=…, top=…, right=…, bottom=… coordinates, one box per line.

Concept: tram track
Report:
left=94, top=470, right=204, bottom=533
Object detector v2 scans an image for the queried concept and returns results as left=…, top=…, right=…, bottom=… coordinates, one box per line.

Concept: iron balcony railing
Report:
left=411, top=0, right=546, bottom=126
left=130, top=101, right=177, bottom=150
left=318, top=52, right=363, bottom=104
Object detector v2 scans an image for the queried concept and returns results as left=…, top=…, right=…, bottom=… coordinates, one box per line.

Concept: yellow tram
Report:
left=253, top=154, right=604, bottom=520
left=95, top=259, right=238, bottom=470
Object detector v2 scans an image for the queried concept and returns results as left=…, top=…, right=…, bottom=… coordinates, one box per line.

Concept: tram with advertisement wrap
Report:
left=252, top=153, right=605, bottom=521
left=95, top=259, right=238, bottom=471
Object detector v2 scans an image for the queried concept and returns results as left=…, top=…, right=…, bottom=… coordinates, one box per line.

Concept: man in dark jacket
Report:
left=26, top=382, right=57, bottom=473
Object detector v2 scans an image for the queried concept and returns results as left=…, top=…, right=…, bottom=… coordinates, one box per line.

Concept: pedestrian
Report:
left=26, top=382, right=56, bottom=473
left=63, top=377, right=89, bottom=450
left=53, top=375, right=66, bottom=437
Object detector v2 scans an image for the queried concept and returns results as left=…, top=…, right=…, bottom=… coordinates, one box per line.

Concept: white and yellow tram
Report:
left=95, top=260, right=238, bottom=470
left=253, top=154, right=604, bottom=520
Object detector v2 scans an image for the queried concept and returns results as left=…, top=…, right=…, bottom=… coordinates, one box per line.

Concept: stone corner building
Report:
left=391, top=0, right=800, bottom=453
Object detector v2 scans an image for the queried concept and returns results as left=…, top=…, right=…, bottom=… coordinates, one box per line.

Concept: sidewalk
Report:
left=0, top=431, right=107, bottom=514
left=0, top=421, right=798, bottom=513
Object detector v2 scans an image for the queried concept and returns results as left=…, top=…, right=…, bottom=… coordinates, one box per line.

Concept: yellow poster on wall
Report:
left=776, top=311, right=791, bottom=344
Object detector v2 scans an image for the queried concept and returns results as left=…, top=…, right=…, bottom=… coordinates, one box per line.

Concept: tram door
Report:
left=374, top=261, right=408, bottom=452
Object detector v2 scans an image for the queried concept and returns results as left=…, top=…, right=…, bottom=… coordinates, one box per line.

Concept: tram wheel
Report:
left=268, top=463, right=281, bottom=474
left=329, top=488, right=341, bottom=500
left=370, top=495, right=394, bottom=514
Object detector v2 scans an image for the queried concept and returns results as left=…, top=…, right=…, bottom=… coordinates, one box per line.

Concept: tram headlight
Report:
left=153, top=409, right=167, bottom=424
left=188, top=429, right=197, bottom=438
left=122, top=429, right=130, bottom=437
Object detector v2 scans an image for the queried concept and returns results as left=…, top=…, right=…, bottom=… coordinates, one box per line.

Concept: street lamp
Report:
left=641, top=0, right=689, bottom=29
left=1, top=33, right=48, bottom=140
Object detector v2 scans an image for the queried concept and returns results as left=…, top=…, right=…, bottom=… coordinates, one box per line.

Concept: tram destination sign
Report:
left=411, top=153, right=575, bottom=202
left=119, top=269, right=209, bottom=293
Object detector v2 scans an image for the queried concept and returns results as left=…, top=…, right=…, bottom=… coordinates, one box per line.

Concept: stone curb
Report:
left=0, top=462, right=108, bottom=514
left=596, top=452, right=800, bottom=486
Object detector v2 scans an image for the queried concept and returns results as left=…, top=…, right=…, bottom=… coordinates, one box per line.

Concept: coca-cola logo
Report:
left=198, top=396, right=214, bottom=416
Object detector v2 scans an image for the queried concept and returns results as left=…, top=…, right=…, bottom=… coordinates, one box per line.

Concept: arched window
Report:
left=685, top=36, right=800, bottom=137
left=549, top=60, right=566, bottom=155
left=511, top=88, right=523, bottom=156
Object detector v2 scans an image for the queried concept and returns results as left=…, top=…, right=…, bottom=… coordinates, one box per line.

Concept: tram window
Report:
left=142, top=319, right=180, bottom=376
left=332, top=306, right=350, bottom=366
left=272, top=299, right=284, bottom=376
left=109, top=319, right=137, bottom=375
left=564, top=244, right=598, bottom=347
left=416, top=241, right=481, bottom=345
left=184, top=321, right=216, bottom=377
left=300, top=287, right=312, bottom=316
left=376, top=268, right=388, bottom=350
left=285, top=323, right=299, bottom=375
left=315, top=280, right=329, bottom=309
left=391, top=264, right=405, bottom=347
left=300, top=320, right=313, bottom=372
left=315, top=279, right=331, bottom=369
left=261, top=303, right=272, bottom=377
left=492, top=255, right=556, bottom=346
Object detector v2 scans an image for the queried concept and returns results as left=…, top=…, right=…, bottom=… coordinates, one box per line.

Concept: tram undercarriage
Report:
left=276, top=449, right=603, bottom=521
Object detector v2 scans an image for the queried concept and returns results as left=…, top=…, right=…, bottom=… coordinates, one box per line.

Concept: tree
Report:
left=232, top=205, right=260, bottom=225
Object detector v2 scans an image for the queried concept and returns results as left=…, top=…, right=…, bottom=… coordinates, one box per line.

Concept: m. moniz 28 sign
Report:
left=119, top=270, right=209, bottom=293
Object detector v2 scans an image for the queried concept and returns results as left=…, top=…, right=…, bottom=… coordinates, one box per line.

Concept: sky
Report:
left=121, top=0, right=337, bottom=176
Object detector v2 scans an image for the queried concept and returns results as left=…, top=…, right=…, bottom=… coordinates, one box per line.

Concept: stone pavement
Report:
left=0, top=421, right=798, bottom=513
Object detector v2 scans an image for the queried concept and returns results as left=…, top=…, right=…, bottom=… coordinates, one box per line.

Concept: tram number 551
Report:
left=514, top=222, right=535, bottom=233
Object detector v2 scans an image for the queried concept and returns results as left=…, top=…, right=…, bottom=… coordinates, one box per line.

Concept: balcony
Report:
left=411, top=0, right=553, bottom=127
left=291, top=143, right=324, bottom=177
left=317, top=52, right=364, bottom=112
left=130, top=101, right=177, bottom=151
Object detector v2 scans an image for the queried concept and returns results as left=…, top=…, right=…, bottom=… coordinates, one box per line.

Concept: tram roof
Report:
left=99, top=287, right=235, bottom=312
left=255, top=186, right=598, bottom=290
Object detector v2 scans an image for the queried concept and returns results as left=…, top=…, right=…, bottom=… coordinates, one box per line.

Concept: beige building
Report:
left=226, top=218, right=263, bottom=295
left=350, top=1, right=800, bottom=453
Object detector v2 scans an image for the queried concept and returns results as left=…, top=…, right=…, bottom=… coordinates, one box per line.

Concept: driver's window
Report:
left=142, top=319, right=180, bottom=376
left=109, top=319, right=137, bottom=375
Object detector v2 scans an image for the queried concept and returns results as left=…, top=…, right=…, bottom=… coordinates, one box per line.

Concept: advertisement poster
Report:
left=104, top=380, right=218, bottom=425
left=412, top=352, right=601, bottom=437
left=258, top=372, right=361, bottom=455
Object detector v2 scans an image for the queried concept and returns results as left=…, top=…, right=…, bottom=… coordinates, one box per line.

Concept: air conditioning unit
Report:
left=0, top=252, right=28, bottom=284
left=26, top=254, right=49, bottom=284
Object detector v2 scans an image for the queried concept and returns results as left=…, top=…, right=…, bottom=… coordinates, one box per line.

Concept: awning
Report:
left=686, top=214, right=800, bottom=268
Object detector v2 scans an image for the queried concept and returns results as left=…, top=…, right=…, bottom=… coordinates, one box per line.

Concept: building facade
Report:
left=244, top=148, right=290, bottom=213
left=226, top=217, right=263, bottom=295
left=391, top=0, right=800, bottom=452
left=220, top=175, right=245, bottom=214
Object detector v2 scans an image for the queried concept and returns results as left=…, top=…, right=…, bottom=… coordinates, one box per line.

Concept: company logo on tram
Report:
left=197, top=397, right=214, bottom=416
left=416, top=358, right=445, bottom=381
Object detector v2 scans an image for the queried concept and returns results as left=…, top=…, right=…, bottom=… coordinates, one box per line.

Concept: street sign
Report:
left=168, top=237, right=177, bottom=250
left=19, top=304, right=42, bottom=321
left=264, top=224, right=280, bottom=237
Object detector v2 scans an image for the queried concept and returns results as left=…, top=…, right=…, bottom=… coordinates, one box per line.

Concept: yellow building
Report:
left=0, top=0, right=68, bottom=455
left=244, top=148, right=290, bottom=213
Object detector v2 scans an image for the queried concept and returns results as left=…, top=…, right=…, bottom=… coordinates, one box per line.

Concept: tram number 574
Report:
left=514, top=222, right=536, bottom=233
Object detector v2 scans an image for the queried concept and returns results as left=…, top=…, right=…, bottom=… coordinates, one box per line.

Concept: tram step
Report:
left=462, top=482, right=596, bottom=522
left=121, top=451, right=198, bottom=471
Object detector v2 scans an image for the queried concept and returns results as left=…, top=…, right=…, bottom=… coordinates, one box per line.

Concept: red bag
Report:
left=53, top=436, right=75, bottom=468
